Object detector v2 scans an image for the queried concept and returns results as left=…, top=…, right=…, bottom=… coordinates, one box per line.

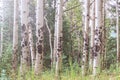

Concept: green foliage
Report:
left=0, top=43, right=12, bottom=75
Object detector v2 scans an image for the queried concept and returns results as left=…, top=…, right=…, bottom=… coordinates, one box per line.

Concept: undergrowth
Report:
left=8, top=63, right=120, bottom=80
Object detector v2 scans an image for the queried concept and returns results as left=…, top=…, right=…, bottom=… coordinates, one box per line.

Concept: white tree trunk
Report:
left=0, top=0, right=4, bottom=58
left=0, top=27, right=3, bottom=57
left=28, top=24, right=35, bottom=69
left=34, top=0, right=44, bottom=75
left=53, top=0, right=58, bottom=68
left=12, top=0, right=19, bottom=71
left=44, top=16, right=53, bottom=68
left=116, top=0, right=120, bottom=65
left=55, top=0, right=63, bottom=79
left=116, top=0, right=120, bottom=64
left=20, top=0, right=30, bottom=74
left=93, top=0, right=102, bottom=76
left=89, top=0, right=95, bottom=73
left=82, top=0, right=90, bottom=76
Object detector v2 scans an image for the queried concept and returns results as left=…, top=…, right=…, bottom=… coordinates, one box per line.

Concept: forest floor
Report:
left=9, top=69, right=120, bottom=80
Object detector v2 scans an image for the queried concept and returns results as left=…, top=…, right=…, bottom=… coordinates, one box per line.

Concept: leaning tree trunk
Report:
left=34, top=0, right=44, bottom=75
left=28, top=24, right=35, bottom=69
left=93, top=0, right=102, bottom=76
left=89, top=0, right=95, bottom=73
left=55, top=0, right=63, bottom=79
left=44, top=16, right=53, bottom=69
left=12, top=0, right=19, bottom=71
left=82, top=0, right=90, bottom=76
left=116, top=0, right=120, bottom=66
left=20, top=0, right=31, bottom=74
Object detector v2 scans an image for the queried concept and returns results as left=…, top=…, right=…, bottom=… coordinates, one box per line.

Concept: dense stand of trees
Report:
left=0, top=0, right=120, bottom=79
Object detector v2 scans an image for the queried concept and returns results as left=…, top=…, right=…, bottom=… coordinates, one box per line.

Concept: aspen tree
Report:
left=34, top=0, right=44, bottom=75
left=0, top=0, right=4, bottom=58
left=82, top=0, right=90, bottom=76
left=93, top=0, right=102, bottom=76
left=89, top=0, right=95, bottom=73
left=116, top=0, right=120, bottom=65
left=28, top=24, right=35, bottom=68
left=20, top=0, right=31, bottom=74
left=55, top=0, right=63, bottom=79
left=12, top=0, right=19, bottom=71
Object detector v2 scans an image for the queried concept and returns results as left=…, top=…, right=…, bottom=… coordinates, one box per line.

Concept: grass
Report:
left=11, top=70, right=119, bottom=80
left=8, top=64, right=120, bottom=80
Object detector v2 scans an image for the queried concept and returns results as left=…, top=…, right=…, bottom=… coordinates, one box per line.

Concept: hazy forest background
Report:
left=0, top=0, right=120, bottom=80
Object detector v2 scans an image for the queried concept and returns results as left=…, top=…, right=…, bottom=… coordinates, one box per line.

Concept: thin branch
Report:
left=64, top=4, right=80, bottom=12
left=44, top=15, right=53, bottom=64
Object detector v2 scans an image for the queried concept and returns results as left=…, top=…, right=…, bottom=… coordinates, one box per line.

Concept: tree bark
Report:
left=44, top=16, right=53, bottom=69
left=116, top=0, right=120, bottom=65
left=0, top=27, right=3, bottom=57
left=82, top=0, right=90, bottom=76
left=93, top=0, right=102, bottom=76
left=0, top=0, right=4, bottom=58
left=34, top=0, right=44, bottom=75
left=89, top=0, right=95, bottom=73
left=12, top=0, right=19, bottom=71
left=28, top=24, right=35, bottom=69
left=53, top=0, right=57, bottom=68
left=55, top=0, right=63, bottom=79
left=20, top=0, right=31, bottom=74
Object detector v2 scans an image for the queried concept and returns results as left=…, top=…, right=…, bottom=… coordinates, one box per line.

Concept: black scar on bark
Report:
left=57, top=48, right=61, bottom=52
left=55, top=57, right=57, bottom=62
left=40, top=56, right=42, bottom=59
left=37, top=45, right=42, bottom=54
left=94, top=52, right=97, bottom=57
left=22, top=44, right=25, bottom=47
left=38, top=29, right=40, bottom=34
left=39, top=40, right=42, bottom=43
left=57, top=53, right=60, bottom=57
left=22, top=24, right=26, bottom=32
left=25, top=41, right=28, bottom=46
left=95, top=45, right=100, bottom=52
left=85, top=43, right=88, bottom=46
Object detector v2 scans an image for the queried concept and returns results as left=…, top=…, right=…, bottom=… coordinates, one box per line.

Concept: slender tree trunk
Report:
left=89, top=0, right=95, bottom=73
left=0, top=0, right=4, bottom=58
left=0, top=27, right=3, bottom=57
left=12, top=0, right=19, bottom=71
left=101, top=0, right=106, bottom=70
left=20, top=0, right=31, bottom=74
left=82, top=0, right=90, bottom=76
left=116, top=0, right=120, bottom=65
left=44, top=16, right=53, bottom=69
left=34, top=0, right=44, bottom=75
left=53, top=0, right=57, bottom=68
left=55, top=0, right=63, bottom=79
left=28, top=24, right=35, bottom=69
left=93, top=0, right=102, bottom=76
